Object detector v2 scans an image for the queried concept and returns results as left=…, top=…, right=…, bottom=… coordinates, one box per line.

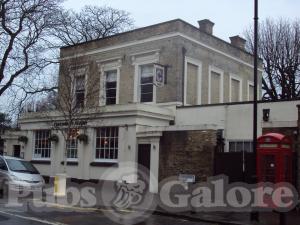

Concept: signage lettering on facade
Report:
left=53, top=120, right=87, bottom=128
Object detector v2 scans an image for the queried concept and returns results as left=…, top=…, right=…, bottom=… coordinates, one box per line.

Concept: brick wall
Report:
left=159, top=130, right=216, bottom=182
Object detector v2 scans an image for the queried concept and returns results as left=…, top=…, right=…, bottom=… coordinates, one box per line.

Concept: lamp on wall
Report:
left=293, top=130, right=299, bottom=137
left=263, top=109, right=270, bottom=122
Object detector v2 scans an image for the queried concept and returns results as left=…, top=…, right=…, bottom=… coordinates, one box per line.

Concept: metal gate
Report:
left=214, top=150, right=256, bottom=184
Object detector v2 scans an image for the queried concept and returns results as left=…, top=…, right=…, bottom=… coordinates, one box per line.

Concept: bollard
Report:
left=53, top=173, right=67, bottom=197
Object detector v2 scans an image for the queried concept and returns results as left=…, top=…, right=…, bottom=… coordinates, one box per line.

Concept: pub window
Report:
left=230, top=77, right=241, bottom=102
left=75, top=76, right=85, bottom=108
left=248, top=83, right=254, bottom=101
left=229, top=140, right=253, bottom=153
left=105, top=70, right=117, bottom=105
left=66, top=129, right=79, bottom=160
left=186, top=62, right=199, bottom=105
left=66, top=138, right=78, bottom=159
left=139, top=64, right=154, bottom=103
left=34, top=130, right=51, bottom=159
left=209, top=70, right=222, bottom=104
left=95, top=127, right=118, bottom=161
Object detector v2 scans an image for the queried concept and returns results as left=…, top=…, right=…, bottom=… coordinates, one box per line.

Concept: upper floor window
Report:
left=95, top=127, right=118, bottom=162
left=75, top=75, right=85, bottom=108
left=229, top=75, right=242, bottom=102
left=34, top=130, right=51, bottom=159
left=248, top=81, right=254, bottom=101
left=139, top=64, right=154, bottom=103
left=208, top=66, right=224, bottom=104
left=105, top=70, right=117, bottom=105
left=98, top=59, right=121, bottom=106
left=184, top=57, right=202, bottom=105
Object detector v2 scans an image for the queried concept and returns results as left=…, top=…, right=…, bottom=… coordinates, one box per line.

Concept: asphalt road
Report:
left=0, top=200, right=216, bottom=225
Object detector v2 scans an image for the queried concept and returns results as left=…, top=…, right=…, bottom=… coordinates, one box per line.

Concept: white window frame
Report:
left=98, top=59, right=121, bottom=106
left=227, top=140, right=253, bottom=152
left=208, top=66, right=224, bottom=104
left=70, top=65, right=88, bottom=108
left=66, top=133, right=79, bottom=162
left=184, top=57, right=202, bottom=105
left=94, top=127, right=119, bottom=163
left=33, top=130, right=51, bottom=160
left=132, top=52, right=159, bottom=103
left=247, top=81, right=254, bottom=101
left=229, top=73, right=243, bottom=102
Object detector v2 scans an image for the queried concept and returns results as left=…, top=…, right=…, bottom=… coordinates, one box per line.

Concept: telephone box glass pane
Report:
left=262, top=155, right=276, bottom=183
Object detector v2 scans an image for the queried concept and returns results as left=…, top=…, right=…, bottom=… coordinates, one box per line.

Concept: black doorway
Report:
left=137, top=144, right=151, bottom=186
left=13, top=145, right=21, bottom=158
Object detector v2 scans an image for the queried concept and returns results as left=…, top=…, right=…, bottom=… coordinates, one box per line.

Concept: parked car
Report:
left=0, top=156, right=45, bottom=195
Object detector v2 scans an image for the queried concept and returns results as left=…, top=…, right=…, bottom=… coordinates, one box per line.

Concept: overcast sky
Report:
left=63, top=0, right=300, bottom=42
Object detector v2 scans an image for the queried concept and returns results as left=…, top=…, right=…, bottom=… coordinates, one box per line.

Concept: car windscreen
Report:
left=6, top=159, right=39, bottom=174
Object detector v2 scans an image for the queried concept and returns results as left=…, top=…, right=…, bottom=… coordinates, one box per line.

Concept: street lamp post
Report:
left=251, top=0, right=259, bottom=222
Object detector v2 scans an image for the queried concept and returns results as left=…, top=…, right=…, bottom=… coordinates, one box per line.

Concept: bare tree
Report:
left=53, top=5, right=134, bottom=46
left=0, top=0, right=62, bottom=97
left=244, top=18, right=300, bottom=100
left=24, top=57, right=102, bottom=173
left=1, top=2, right=133, bottom=120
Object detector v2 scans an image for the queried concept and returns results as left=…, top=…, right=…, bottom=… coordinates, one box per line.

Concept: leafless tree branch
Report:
left=245, top=18, right=300, bottom=100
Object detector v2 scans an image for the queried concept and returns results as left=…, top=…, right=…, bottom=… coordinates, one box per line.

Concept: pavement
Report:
left=0, top=198, right=216, bottom=225
left=0, top=180, right=299, bottom=225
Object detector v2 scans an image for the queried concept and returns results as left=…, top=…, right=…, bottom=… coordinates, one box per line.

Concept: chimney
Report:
left=198, top=19, right=214, bottom=35
left=229, top=35, right=246, bottom=50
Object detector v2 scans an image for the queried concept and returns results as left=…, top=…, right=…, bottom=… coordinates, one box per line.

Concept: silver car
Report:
left=0, top=156, right=45, bottom=195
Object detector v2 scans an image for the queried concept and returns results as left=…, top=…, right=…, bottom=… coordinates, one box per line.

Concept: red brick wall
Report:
left=159, top=130, right=216, bottom=182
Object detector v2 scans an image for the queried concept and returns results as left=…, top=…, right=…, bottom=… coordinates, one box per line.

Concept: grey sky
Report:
left=63, top=0, right=300, bottom=42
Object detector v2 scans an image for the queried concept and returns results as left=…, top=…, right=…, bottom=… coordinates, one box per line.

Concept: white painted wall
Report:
left=16, top=104, right=174, bottom=193
left=176, top=100, right=300, bottom=141
left=5, top=100, right=298, bottom=193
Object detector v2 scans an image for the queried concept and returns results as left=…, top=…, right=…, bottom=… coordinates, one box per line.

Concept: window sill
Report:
left=60, top=161, right=79, bottom=166
left=30, top=160, right=51, bottom=165
left=90, top=162, right=118, bottom=167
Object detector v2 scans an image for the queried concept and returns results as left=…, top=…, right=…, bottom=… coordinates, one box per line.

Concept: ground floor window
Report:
left=95, top=127, right=118, bottom=161
left=66, top=137, right=78, bottom=160
left=228, top=140, right=253, bottom=153
left=34, top=130, right=51, bottom=159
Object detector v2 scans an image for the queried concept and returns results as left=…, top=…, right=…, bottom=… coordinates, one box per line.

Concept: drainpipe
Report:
left=182, top=47, right=186, bottom=105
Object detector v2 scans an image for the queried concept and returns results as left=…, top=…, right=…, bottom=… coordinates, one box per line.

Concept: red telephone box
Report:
left=257, top=133, right=293, bottom=184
